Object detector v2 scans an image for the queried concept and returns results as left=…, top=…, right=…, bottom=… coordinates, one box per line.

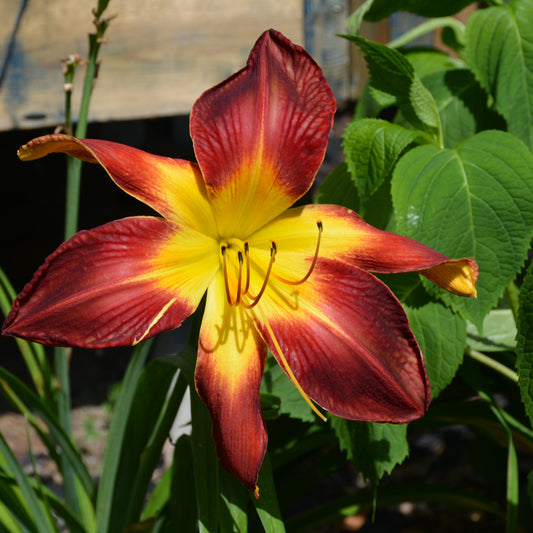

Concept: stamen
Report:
left=242, top=243, right=276, bottom=309
left=263, top=316, right=326, bottom=421
left=133, top=297, right=177, bottom=345
left=273, top=221, right=323, bottom=285
left=221, top=245, right=234, bottom=306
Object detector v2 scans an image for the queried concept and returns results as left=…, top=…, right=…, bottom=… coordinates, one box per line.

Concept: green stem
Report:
left=58, top=2, right=115, bottom=519
left=466, top=348, right=519, bottom=383
left=65, top=9, right=114, bottom=238
left=506, top=280, right=520, bottom=325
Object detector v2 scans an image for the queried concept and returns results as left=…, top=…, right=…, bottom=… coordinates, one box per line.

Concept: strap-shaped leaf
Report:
left=343, top=36, right=442, bottom=144
left=466, top=0, right=533, bottom=148
left=392, top=130, right=533, bottom=329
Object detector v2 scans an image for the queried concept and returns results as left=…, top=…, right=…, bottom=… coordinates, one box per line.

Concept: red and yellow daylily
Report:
left=2, top=30, right=477, bottom=494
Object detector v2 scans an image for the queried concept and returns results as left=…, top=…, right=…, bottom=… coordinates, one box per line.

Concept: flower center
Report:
left=219, top=221, right=326, bottom=422
left=219, top=221, right=323, bottom=308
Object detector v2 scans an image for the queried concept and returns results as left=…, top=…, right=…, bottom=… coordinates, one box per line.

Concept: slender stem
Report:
left=58, top=2, right=114, bottom=518
left=506, top=281, right=520, bottom=325
left=466, top=348, right=519, bottom=383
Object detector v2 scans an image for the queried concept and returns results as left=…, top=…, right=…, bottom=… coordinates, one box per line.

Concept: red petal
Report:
left=17, top=134, right=217, bottom=235
left=191, top=29, right=336, bottom=236
left=256, top=260, right=430, bottom=422
left=2, top=218, right=217, bottom=347
left=195, top=273, right=268, bottom=492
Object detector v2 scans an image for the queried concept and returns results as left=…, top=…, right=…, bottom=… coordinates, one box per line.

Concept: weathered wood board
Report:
left=0, top=0, right=304, bottom=130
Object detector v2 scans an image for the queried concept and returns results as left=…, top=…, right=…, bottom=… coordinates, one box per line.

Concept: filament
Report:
left=242, top=243, right=276, bottom=309
left=273, top=221, right=323, bottom=285
left=243, top=242, right=251, bottom=294
left=236, top=251, right=244, bottom=304
left=263, top=315, right=326, bottom=421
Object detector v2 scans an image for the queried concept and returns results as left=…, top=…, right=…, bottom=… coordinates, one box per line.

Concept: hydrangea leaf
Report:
left=342, top=118, right=423, bottom=208
left=421, top=68, right=505, bottom=148
left=467, top=310, right=517, bottom=353
left=330, top=417, right=408, bottom=484
left=342, top=36, right=441, bottom=144
left=517, top=262, right=533, bottom=428
left=466, top=0, right=533, bottom=149
left=392, top=130, right=533, bottom=329
left=406, top=302, right=466, bottom=399
left=363, top=0, right=477, bottom=21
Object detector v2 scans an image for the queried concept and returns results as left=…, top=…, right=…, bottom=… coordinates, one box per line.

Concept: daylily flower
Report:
left=2, top=30, right=477, bottom=494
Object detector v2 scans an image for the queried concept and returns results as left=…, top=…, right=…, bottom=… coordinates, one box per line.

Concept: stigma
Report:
left=220, top=221, right=323, bottom=308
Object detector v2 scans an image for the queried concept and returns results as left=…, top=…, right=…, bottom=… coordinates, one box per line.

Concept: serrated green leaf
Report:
left=406, top=302, right=466, bottom=399
left=404, top=49, right=459, bottom=80
left=517, top=261, right=533, bottom=428
left=392, top=130, right=533, bottom=329
left=466, top=0, right=533, bottom=148
left=467, top=309, right=517, bottom=352
left=330, top=417, right=408, bottom=484
left=364, top=0, right=477, bottom=21
left=342, top=36, right=441, bottom=143
left=346, top=0, right=375, bottom=35
left=261, top=356, right=314, bottom=423
left=343, top=118, right=423, bottom=208
left=421, top=68, right=506, bottom=148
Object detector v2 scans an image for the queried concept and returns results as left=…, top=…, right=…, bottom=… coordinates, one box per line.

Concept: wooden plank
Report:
left=0, top=0, right=303, bottom=131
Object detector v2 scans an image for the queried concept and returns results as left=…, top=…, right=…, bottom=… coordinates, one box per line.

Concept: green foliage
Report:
left=361, top=0, right=477, bottom=21
left=392, top=131, right=533, bottom=328
left=343, top=36, right=442, bottom=144
left=330, top=417, right=408, bottom=484
left=517, top=262, right=533, bottom=428
left=342, top=119, right=423, bottom=210
left=3, top=1, right=533, bottom=532
left=466, top=0, right=533, bottom=149
left=314, top=0, right=533, bottom=528
left=406, top=302, right=466, bottom=399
